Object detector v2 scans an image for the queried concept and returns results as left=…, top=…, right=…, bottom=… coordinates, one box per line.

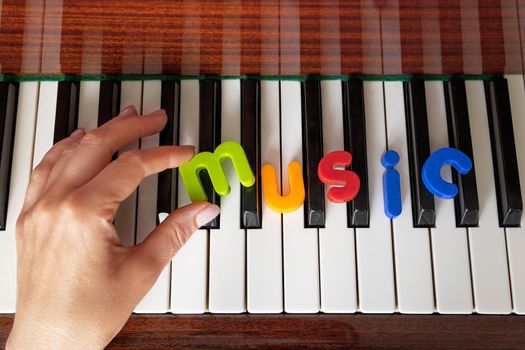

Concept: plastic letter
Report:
left=179, top=141, right=255, bottom=202
left=317, top=150, right=360, bottom=203
left=262, top=161, right=305, bottom=213
left=422, top=147, right=473, bottom=199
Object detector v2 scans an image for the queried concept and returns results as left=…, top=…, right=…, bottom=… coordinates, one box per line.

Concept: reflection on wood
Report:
left=1, top=314, right=525, bottom=349
left=0, top=0, right=523, bottom=75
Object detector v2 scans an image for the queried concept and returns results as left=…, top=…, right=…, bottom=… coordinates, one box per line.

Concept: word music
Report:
left=179, top=141, right=473, bottom=219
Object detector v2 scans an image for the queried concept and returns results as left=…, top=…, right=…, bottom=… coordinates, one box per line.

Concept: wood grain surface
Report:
left=1, top=1, right=525, bottom=348
left=1, top=314, right=525, bottom=349
left=0, top=0, right=524, bottom=75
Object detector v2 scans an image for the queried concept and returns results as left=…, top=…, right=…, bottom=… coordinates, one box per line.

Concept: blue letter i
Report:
left=382, top=150, right=402, bottom=219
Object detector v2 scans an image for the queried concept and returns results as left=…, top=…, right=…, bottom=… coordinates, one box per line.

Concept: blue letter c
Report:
left=422, top=147, right=473, bottom=199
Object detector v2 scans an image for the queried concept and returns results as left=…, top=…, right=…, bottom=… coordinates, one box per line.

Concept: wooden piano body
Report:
left=1, top=0, right=525, bottom=348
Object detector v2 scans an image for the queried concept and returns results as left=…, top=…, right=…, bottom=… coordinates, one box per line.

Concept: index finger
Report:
left=76, top=145, right=195, bottom=220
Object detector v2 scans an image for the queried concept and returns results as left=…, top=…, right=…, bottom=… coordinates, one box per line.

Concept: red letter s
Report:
left=317, top=150, right=360, bottom=203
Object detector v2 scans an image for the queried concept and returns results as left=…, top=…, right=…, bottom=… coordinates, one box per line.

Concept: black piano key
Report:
left=404, top=78, right=435, bottom=227
left=53, top=81, right=79, bottom=144
left=98, top=80, right=121, bottom=126
left=301, top=80, right=325, bottom=228
left=444, top=78, right=480, bottom=227
left=199, top=79, right=221, bottom=229
left=98, top=80, right=121, bottom=161
left=0, top=82, right=18, bottom=230
left=157, top=80, right=181, bottom=222
left=484, top=77, right=523, bottom=227
left=240, top=79, right=262, bottom=229
left=342, top=79, right=370, bottom=227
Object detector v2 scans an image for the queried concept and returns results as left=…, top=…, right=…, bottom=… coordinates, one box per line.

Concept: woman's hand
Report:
left=6, top=106, right=220, bottom=349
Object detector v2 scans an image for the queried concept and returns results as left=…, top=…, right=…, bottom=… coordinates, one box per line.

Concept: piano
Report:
left=1, top=0, right=525, bottom=348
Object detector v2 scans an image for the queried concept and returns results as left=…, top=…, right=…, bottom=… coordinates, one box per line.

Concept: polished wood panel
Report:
left=0, top=0, right=524, bottom=75
left=520, top=1, right=525, bottom=72
left=1, top=1, right=525, bottom=348
left=1, top=314, right=525, bottom=349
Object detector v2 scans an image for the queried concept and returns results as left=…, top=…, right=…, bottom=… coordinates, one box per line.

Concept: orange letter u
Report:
left=261, top=161, right=305, bottom=213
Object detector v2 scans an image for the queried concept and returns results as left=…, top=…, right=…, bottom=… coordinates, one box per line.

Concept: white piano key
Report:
left=281, top=81, right=320, bottom=313
left=356, top=81, right=396, bottom=313
left=208, top=80, right=245, bottom=313
left=384, top=81, right=434, bottom=313
left=465, top=80, right=512, bottom=314
left=158, top=212, right=169, bottom=223
left=318, top=80, right=357, bottom=313
left=504, top=74, right=525, bottom=314
left=247, top=81, right=283, bottom=313
left=77, top=81, right=100, bottom=131
left=33, top=81, right=58, bottom=168
left=425, top=81, right=473, bottom=314
left=135, top=80, right=170, bottom=313
left=0, top=82, right=39, bottom=312
left=113, top=81, right=142, bottom=247
left=171, top=80, right=208, bottom=314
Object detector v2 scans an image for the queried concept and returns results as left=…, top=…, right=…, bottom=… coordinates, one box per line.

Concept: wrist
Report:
left=7, top=316, right=105, bottom=350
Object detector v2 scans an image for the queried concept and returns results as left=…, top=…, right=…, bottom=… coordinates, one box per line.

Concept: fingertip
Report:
left=168, top=145, right=195, bottom=167
left=133, top=109, right=168, bottom=138
left=119, top=105, right=138, bottom=117
left=145, top=109, right=167, bottom=120
left=146, top=109, right=168, bottom=131
left=195, top=203, right=221, bottom=227
left=178, top=145, right=196, bottom=157
left=179, top=144, right=196, bottom=152
left=69, top=128, right=85, bottom=139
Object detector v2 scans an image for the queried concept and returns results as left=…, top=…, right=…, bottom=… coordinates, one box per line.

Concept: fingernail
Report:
left=119, top=105, right=137, bottom=117
left=195, top=204, right=221, bottom=228
left=70, top=128, right=85, bottom=139
left=145, top=109, right=166, bottom=118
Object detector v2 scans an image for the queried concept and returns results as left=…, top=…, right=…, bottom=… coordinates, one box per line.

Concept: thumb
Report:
left=133, top=201, right=220, bottom=272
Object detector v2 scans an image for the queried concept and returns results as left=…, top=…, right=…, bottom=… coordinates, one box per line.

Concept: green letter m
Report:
left=179, top=141, right=255, bottom=202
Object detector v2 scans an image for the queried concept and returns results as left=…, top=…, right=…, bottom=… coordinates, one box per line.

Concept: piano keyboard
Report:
left=0, top=76, right=524, bottom=315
